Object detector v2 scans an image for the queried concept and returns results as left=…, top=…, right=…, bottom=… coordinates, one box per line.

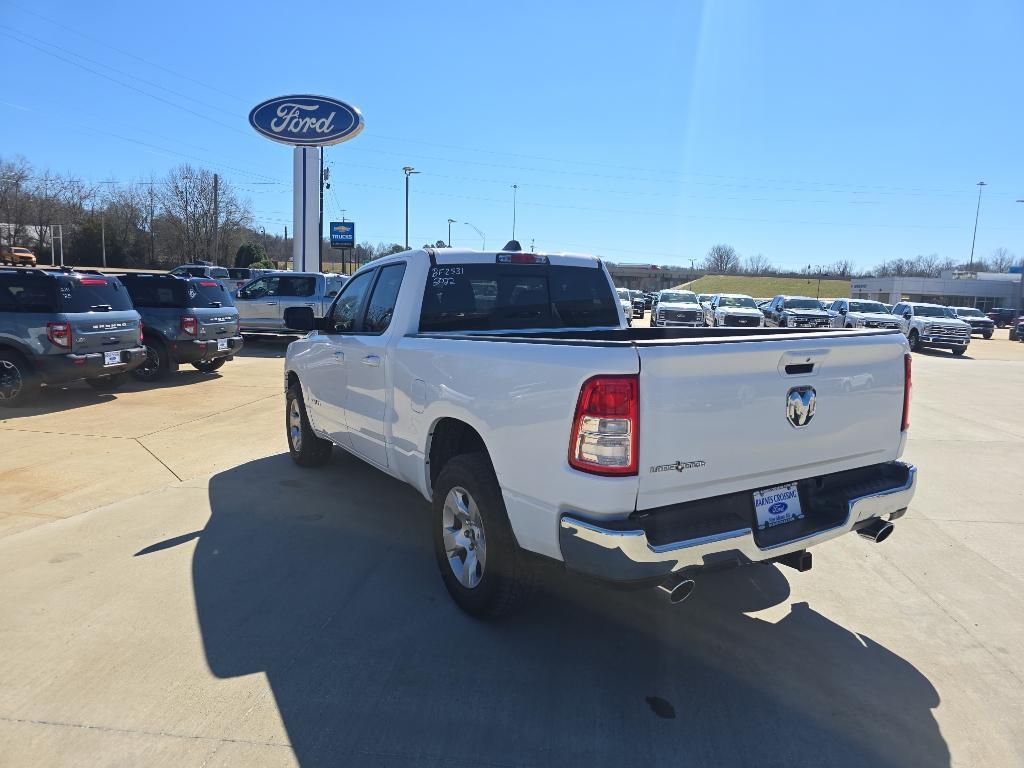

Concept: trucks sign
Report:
left=330, top=222, right=355, bottom=249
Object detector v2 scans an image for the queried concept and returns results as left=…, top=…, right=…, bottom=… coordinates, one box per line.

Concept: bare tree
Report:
left=829, top=259, right=854, bottom=278
left=156, top=165, right=252, bottom=265
left=744, top=252, right=774, bottom=275
left=0, top=156, right=34, bottom=247
left=703, top=243, right=740, bottom=274
left=989, top=247, right=1015, bottom=273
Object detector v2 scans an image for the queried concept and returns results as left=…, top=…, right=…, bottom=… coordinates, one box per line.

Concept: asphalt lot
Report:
left=1, top=323, right=1023, bottom=767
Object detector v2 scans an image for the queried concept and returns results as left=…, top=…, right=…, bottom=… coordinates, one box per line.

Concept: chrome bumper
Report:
left=559, top=462, right=917, bottom=583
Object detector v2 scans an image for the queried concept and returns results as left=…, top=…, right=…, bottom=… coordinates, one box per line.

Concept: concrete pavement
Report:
left=1, top=329, right=1023, bottom=766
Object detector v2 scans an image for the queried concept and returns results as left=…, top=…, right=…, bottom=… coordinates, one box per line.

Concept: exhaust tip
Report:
left=858, top=519, right=895, bottom=544
left=657, top=574, right=696, bottom=605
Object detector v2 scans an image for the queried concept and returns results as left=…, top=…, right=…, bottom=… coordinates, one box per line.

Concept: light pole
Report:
left=511, top=184, right=518, bottom=240
left=969, top=180, right=987, bottom=269
left=1015, top=200, right=1024, bottom=314
left=447, top=218, right=456, bottom=248
left=464, top=222, right=485, bottom=250
left=403, top=166, right=419, bottom=249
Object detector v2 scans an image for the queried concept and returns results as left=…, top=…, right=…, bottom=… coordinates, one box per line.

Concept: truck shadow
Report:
left=237, top=335, right=298, bottom=359
left=185, top=453, right=948, bottom=768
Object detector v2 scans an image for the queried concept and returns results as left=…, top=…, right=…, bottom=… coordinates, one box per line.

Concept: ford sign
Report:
left=249, top=95, right=364, bottom=147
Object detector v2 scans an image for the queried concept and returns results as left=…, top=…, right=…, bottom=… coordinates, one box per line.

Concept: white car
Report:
left=282, top=246, right=917, bottom=618
left=705, top=294, right=764, bottom=327
left=827, top=299, right=904, bottom=330
left=615, top=287, right=634, bottom=326
left=651, top=289, right=705, bottom=326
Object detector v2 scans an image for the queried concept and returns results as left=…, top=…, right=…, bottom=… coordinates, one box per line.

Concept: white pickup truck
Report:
left=282, top=246, right=917, bottom=618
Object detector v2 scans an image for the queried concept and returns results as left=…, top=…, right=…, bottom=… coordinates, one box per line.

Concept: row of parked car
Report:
left=0, top=264, right=350, bottom=407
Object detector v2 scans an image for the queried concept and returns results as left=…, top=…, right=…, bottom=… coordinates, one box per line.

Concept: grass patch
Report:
left=678, top=274, right=851, bottom=299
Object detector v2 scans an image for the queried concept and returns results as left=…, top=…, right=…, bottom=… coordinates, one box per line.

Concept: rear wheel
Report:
left=132, top=339, right=171, bottom=381
left=192, top=358, right=225, bottom=373
left=983, top=331, right=993, bottom=340
left=0, top=352, right=38, bottom=407
left=908, top=330, right=922, bottom=352
left=432, top=453, right=537, bottom=619
left=286, top=382, right=332, bottom=466
left=86, top=372, right=128, bottom=391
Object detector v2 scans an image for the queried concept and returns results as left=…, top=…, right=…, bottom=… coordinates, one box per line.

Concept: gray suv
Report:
left=118, top=273, right=243, bottom=381
left=0, top=267, right=145, bottom=406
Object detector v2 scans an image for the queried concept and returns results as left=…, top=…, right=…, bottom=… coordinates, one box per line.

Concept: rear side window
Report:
left=419, top=263, right=619, bottom=332
left=227, top=268, right=250, bottom=280
left=0, top=275, right=57, bottom=312
left=364, top=264, right=407, bottom=333
left=56, top=276, right=134, bottom=313
left=210, top=267, right=230, bottom=279
left=277, top=276, right=317, bottom=297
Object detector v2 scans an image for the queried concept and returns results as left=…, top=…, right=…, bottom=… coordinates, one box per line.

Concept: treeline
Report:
left=0, top=155, right=403, bottom=270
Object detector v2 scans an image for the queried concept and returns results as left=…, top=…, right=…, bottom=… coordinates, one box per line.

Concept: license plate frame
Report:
left=753, top=482, right=804, bottom=530
left=103, top=351, right=121, bottom=367
left=217, top=338, right=228, bottom=352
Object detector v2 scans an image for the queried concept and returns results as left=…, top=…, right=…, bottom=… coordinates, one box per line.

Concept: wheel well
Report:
left=428, top=418, right=488, bottom=488
left=286, top=370, right=300, bottom=389
left=0, top=342, right=32, bottom=367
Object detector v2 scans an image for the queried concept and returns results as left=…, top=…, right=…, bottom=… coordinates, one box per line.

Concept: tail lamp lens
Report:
left=568, top=375, right=638, bottom=476
left=47, top=321, right=71, bottom=349
left=181, top=316, right=198, bottom=336
left=901, top=353, right=912, bottom=432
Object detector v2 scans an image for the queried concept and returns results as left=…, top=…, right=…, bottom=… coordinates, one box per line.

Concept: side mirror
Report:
left=903, top=311, right=912, bottom=320
left=326, top=290, right=338, bottom=298
left=283, top=306, right=318, bottom=332
left=839, top=308, right=847, bottom=314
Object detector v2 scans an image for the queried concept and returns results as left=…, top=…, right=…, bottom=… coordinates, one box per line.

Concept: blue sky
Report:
left=1, top=0, right=1022, bottom=270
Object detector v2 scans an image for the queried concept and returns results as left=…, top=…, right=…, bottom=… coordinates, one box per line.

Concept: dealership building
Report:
left=850, top=270, right=1023, bottom=311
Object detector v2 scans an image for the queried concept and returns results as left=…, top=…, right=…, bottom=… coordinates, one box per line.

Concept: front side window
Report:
left=240, top=277, right=279, bottom=299
left=364, top=264, right=407, bottom=333
left=328, top=270, right=375, bottom=333
left=276, top=276, right=317, bottom=297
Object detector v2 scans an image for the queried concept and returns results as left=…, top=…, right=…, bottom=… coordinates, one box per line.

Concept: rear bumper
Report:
left=169, top=335, right=244, bottom=364
left=558, top=461, right=917, bottom=583
left=34, top=346, right=147, bottom=384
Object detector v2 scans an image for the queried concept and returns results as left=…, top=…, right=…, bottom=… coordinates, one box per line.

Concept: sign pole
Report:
left=292, top=147, right=320, bottom=272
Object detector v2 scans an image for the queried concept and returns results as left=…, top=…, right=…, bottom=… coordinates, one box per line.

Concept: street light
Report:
left=463, top=222, right=486, bottom=250
left=403, top=166, right=419, bottom=249
left=447, top=218, right=456, bottom=248
left=969, top=180, right=987, bottom=269
left=1015, top=200, right=1024, bottom=314
left=511, top=184, right=518, bottom=240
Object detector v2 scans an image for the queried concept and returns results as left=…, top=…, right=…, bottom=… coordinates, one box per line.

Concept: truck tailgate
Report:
left=636, top=332, right=908, bottom=510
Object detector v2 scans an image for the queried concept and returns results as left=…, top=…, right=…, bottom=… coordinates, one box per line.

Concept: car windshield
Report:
left=419, top=263, right=619, bottom=331
left=616, top=288, right=629, bottom=300
left=718, top=296, right=756, bottom=308
left=784, top=298, right=822, bottom=309
left=659, top=292, right=696, bottom=303
left=848, top=301, right=888, bottom=314
left=912, top=305, right=948, bottom=317
left=956, top=307, right=984, bottom=317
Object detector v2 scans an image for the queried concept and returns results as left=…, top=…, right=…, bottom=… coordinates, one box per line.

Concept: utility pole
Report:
left=149, top=182, right=155, bottom=264
left=212, top=173, right=220, bottom=264
left=1016, top=200, right=1024, bottom=313
left=403, top=166, right=419, bottom=249
left=511, top=184, right=518, bottom=240
left=101, top=214, right=106, bottom=268
left=447, top=218, right=455, bottom=247
left=318, top=150, right=326, bottom=272
left=969, top=180, right=987, bottom=269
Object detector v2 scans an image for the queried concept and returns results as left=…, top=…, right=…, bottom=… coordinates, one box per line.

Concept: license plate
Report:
left=217, top=338, right=228, bottom=351
left=753, top=483, right=804, bottom=530
left=103, top=351, right=121, bottom=367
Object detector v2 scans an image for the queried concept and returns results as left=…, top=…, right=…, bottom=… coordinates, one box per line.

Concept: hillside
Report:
left=677, top=274, right=851, bottom=299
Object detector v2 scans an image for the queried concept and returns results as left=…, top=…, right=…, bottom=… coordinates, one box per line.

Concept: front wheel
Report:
left=908, top=330, right=922, bottom=352
left=983, top=331, right=993, bottom=340
left=952, top=346, right=967, bottom=356
left=286, top=382, right=332, bottom=466
left=432, top=453, right=536, bottom=619
left=86, top=372, right=128, bottom=391
left=192, top=358, right=225, bottom=373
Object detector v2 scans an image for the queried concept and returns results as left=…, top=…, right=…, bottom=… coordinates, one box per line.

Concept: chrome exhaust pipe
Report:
left=657, top=573, right=696, bottom=605
left=857, top=518, right=895, bottom=544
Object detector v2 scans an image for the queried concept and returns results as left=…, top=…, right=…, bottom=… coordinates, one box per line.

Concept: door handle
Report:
left=333, top=350, right=345, bottom=359
left=362, top=355, right=381, bottom=367
left=265, top=301, right=278, bottom=305
left=303, top=302, right=316, bottom=306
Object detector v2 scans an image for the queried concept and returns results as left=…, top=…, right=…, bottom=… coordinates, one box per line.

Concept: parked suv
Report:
left=1, top=246, right=36, bottom=267
left=986, top=307, right=1021, bottom=328
left=764, top=295, right=832, bottom=328
left=828, top=299, right=903, bottom=330
left=0, top=268, right=145, bottom=406
left=169, top=264, right=232, bottom=283
left=118, top=273, right=243, bottom=381
left=951, top=307, right=995, bottom=339
left=894, top=301, right=971, bottom=355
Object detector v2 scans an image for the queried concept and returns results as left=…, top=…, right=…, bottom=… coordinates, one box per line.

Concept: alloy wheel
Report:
left=442, top=486, right=487, bottom=589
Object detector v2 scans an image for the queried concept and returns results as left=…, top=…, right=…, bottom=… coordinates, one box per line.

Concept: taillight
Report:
left=139, top=321, right=144, bottom=344
left=181, top=316, right=198, bottom=336
left=199, top=280, right=218, bottom=287
left=78, top=277, right=107, bottom=286
left=901, top=353, right=912, bottom=432
left=496, top=253, right=550, bottom=264
left=47, top=321, right=71, bottom=350
left=568, top=375, right=638, bottom=476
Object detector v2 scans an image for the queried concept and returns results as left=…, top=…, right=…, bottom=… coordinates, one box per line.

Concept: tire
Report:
left=908, top=330, right=922, bottom=352
left=952, top=346, right=967, bottom=356
left=0, top=351, right=39, bottom=407
left=432, top=453, right=537, bottom=619
left=192, top=358, right=226, bottom=373
left=132, top=339, right=171, bottom=381
left=286, top=382, right=332, bottom=467
left=1009, top=328, right=1018, bottom=342
left=86, top=372, right=128, bottom=391
left=983, top=331, right=993, bottom=340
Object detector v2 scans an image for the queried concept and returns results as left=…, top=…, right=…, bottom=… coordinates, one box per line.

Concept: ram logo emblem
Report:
left=786, top=386, right=816, bottom=428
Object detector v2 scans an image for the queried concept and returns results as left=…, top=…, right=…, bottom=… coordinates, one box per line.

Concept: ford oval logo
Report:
left=768, top=502, right=788, bottom=515
left=248, top=95, right=364, bottom=147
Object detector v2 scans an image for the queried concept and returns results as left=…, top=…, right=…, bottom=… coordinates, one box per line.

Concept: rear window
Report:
left=419, top=262, right=619, bottom=332
left=185, top=280, right=235, bottom=308
left=210, top=267, right=230, bottom=279
left=122, top=277, right=234, bottom=308
left=56, top=276, right=134, bottom=313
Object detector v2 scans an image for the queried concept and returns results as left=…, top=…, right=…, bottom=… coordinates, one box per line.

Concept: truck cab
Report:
left=235, top=271, right=346, bottom=333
